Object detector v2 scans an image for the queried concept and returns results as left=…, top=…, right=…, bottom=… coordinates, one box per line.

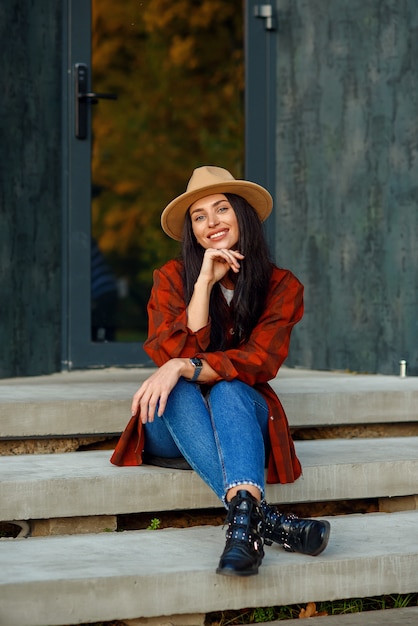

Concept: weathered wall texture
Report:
left=275, top=0, right=418, bottom=374
left=0, top=2, right=62, bottom=377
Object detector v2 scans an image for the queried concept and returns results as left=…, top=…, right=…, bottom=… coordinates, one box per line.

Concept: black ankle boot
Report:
left=216, top=490, right=265, bottom=577
left=261, top=502, right=330, bottom=556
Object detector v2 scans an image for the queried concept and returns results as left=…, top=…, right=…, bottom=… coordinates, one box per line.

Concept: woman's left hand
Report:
left=131, top=358, right=186, bottom=424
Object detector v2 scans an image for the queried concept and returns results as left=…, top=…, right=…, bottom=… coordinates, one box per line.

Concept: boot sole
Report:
left=216, top=565, right=260, bottom=577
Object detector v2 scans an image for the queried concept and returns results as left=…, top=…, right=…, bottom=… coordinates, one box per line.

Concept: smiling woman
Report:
left=111, top=165, right=331, bottom=577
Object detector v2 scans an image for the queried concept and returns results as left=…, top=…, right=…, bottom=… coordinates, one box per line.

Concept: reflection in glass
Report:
left=90, top=0, right=244, bottom=342
left=91, top=238, right=118, bottom=342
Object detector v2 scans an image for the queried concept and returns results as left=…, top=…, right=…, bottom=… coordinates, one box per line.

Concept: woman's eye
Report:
left=195, top=214, right=205, bottom=221
left=218, top=206, right=228, bottom=213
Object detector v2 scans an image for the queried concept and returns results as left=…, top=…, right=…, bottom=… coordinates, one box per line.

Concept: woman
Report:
left=111, top=166, right=330, bottom=577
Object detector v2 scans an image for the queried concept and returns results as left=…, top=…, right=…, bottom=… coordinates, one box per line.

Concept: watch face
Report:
left=191, top=357, right=203, bottom=367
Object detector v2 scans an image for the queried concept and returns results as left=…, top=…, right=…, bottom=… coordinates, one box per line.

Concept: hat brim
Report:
left=161, top=180, right=273, bottom=241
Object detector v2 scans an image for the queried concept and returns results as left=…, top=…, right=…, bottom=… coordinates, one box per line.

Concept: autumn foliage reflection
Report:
left=91, top=0, right=244, bottom=337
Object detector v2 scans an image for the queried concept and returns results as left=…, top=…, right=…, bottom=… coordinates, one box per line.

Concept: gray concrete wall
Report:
left=2, top=0, right=417, bottom=378
left=274, top=0, right=418, bottom=374
left=0, top=1, right=63, bottom=377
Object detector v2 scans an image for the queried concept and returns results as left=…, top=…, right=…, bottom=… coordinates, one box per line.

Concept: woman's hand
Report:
left=198, top=248, right=244, bottom=287
left=186, top=248, right=244, bottom=333
left=131, top=359, right=187, bottom=424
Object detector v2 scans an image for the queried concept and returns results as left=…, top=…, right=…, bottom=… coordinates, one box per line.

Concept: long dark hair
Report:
left=181, top=193, right=273, bottom=349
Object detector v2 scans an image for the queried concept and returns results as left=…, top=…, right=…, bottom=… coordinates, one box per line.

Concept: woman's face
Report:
left=189, top=193, right=239, bottom=250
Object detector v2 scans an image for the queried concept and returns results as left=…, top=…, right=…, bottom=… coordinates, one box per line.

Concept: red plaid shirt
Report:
left=111, top=259, right=303, bottom=484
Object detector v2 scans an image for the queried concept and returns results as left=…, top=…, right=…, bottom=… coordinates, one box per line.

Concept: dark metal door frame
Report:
left=61, top=0, right=149, bottom=369
left=245, top=0, right=277, bottom=253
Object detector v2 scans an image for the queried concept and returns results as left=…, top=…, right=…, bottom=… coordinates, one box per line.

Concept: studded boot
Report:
left=216, top=490, right=265, bottom=577
left=261, top=502, right=330, bottom=556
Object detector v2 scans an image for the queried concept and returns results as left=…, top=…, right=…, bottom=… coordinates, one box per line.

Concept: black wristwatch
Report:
left=189, top=357, right=203, bottom=382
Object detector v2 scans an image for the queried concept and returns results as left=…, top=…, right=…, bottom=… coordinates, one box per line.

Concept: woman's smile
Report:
left=208, top=228, right=229, bottom=241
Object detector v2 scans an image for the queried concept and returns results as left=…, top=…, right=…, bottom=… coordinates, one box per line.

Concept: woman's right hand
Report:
left=187, top=248, right=244, bottom=333
left=198, top=247, right=244, bottom=287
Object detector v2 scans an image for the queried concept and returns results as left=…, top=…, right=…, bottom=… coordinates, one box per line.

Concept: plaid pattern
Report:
left=111, top=259, right=303, bottom=485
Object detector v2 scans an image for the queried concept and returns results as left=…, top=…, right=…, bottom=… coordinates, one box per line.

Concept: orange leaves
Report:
left=169, top=35, right=197, bottom=68
left=298, top=602, right=328, bottom=619
left=141, top=0, right=235, bottom=33
left=142, top=0, right=191, bottom=32
left=90, top=0, right=244, bottom=287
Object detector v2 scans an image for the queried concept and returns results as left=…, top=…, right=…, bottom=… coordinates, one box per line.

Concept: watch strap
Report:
left=190, top=358, right=203, bottom=382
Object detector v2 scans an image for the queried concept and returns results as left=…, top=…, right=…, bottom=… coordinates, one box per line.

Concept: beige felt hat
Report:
left=161, top=165, right=273, bottom=241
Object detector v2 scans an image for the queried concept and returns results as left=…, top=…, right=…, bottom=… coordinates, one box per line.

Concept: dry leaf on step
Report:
left=298, top=602, right=328, bottom=618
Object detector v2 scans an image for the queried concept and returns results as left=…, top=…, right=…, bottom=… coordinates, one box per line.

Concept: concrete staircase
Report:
left=0, top=367, right=418, bottom=626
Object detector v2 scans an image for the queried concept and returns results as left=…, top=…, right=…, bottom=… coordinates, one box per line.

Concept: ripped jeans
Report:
left=143, top=377, right=269, bottom=505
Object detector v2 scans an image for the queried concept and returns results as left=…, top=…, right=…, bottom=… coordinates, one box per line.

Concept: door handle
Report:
left=75, top=63, right=117, bottom=139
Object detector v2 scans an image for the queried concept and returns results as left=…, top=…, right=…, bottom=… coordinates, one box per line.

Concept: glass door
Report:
left=64, top=0, right=244, bottom=369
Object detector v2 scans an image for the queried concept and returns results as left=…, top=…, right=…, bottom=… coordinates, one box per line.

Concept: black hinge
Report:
left=254, top=4, right=276, bottom=31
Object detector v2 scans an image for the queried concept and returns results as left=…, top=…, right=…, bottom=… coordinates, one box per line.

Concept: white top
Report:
left=220, top=284, right=234, bottom=305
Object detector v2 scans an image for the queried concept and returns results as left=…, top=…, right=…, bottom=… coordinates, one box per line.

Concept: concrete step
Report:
left=271, top=606, right=418, bottom=625
left=1, top=511, right=417, bottom=626
left=1, top=437, right=417, bottom=521
left=1, top=367, right=417, bottom=439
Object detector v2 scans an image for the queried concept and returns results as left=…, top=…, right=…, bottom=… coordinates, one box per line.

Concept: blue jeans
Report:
left=143, top=378, right=269, bottom=505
